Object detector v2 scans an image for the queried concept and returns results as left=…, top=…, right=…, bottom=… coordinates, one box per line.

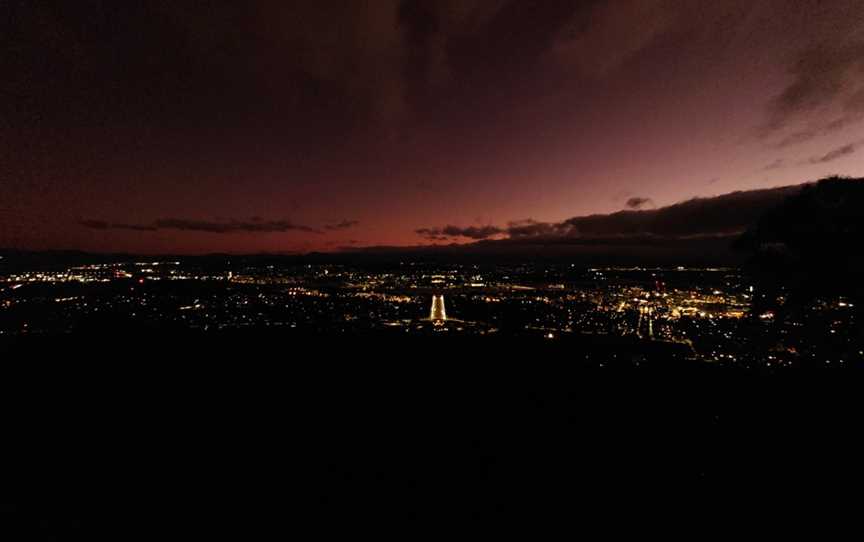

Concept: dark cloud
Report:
left=152, top=219, right=322, bottom=233
left=445, top=225, right=504, bottom=239
left=775, top=129, right=820, bottom=148
left=113, top=223, right=159, bottom=232
left=417, top=183, right=809, bottom=246
left=79, top=219, right=110, bottom=230
left=415, top=224, right=503, bottom=240
left=4, top=1, right=861, bottom=141
left=3, top=1, right=623, bottom=141
left=324, top=220, right=359, bottom=231
left=506, top=219, right=560, bottom=238
left=79, top=219, right=158, bottom=232
left=398, top=0, right=442, bottom=99
left=548, top=0, right=680, bottom=77
left=413, top=229, right=452, bottom=242
left=80, top=218, right=321, bottom=234
left=3, top=2, right=407, bottom=139
left=9, top=2, right=864, bottom=256
left=765, top=41, right=864, bottom=139
left=557, top=186, right=808, bottom=238
left=807, top=143, right=859, bottom=164
left=775, top=114, right=864, bottom=148
left=625, top=197, right=653, bottom=209
left=764, top=158, right=786, bottom=170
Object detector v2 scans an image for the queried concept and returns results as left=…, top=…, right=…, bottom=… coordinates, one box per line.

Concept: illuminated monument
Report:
left=412, top=294, right=493, bottom=334
left=429, top=295, right=447, bottom=324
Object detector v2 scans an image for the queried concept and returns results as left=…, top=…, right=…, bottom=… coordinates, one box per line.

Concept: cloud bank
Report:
left=324, top=220, right=360, bottom=231
left=80, top=218, right=324, bottom=234
left=416, top=183, right=810, bottom=246
left=415, top=225, right=504, bottom=240
left=808, top=142, right=860, bottom=164
left=625, top=197, right=653, bottom=209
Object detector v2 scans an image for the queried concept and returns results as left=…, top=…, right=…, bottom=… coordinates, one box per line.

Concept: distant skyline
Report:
left=3, top=1, right=864, bottom=254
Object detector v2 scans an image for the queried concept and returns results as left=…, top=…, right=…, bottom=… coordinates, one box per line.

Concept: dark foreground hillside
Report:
left=2, top=330, right=862, bottom=537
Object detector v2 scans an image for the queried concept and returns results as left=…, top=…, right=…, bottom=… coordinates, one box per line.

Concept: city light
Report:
left=0, top=261, right=857, bottom=366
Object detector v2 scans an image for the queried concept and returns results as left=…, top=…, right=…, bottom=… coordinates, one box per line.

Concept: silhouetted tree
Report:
left=736, top=176, right=864, bottom=359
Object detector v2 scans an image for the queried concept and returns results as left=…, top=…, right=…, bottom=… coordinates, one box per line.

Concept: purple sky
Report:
left=3, top=0, right=864, bottom=253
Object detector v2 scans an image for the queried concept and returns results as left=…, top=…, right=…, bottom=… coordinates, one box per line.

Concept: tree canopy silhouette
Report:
left=737, top=176, right=864, bottom=335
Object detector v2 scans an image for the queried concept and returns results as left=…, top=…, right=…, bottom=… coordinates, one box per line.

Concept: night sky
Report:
left=3, top=1, right=864, bottom=254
